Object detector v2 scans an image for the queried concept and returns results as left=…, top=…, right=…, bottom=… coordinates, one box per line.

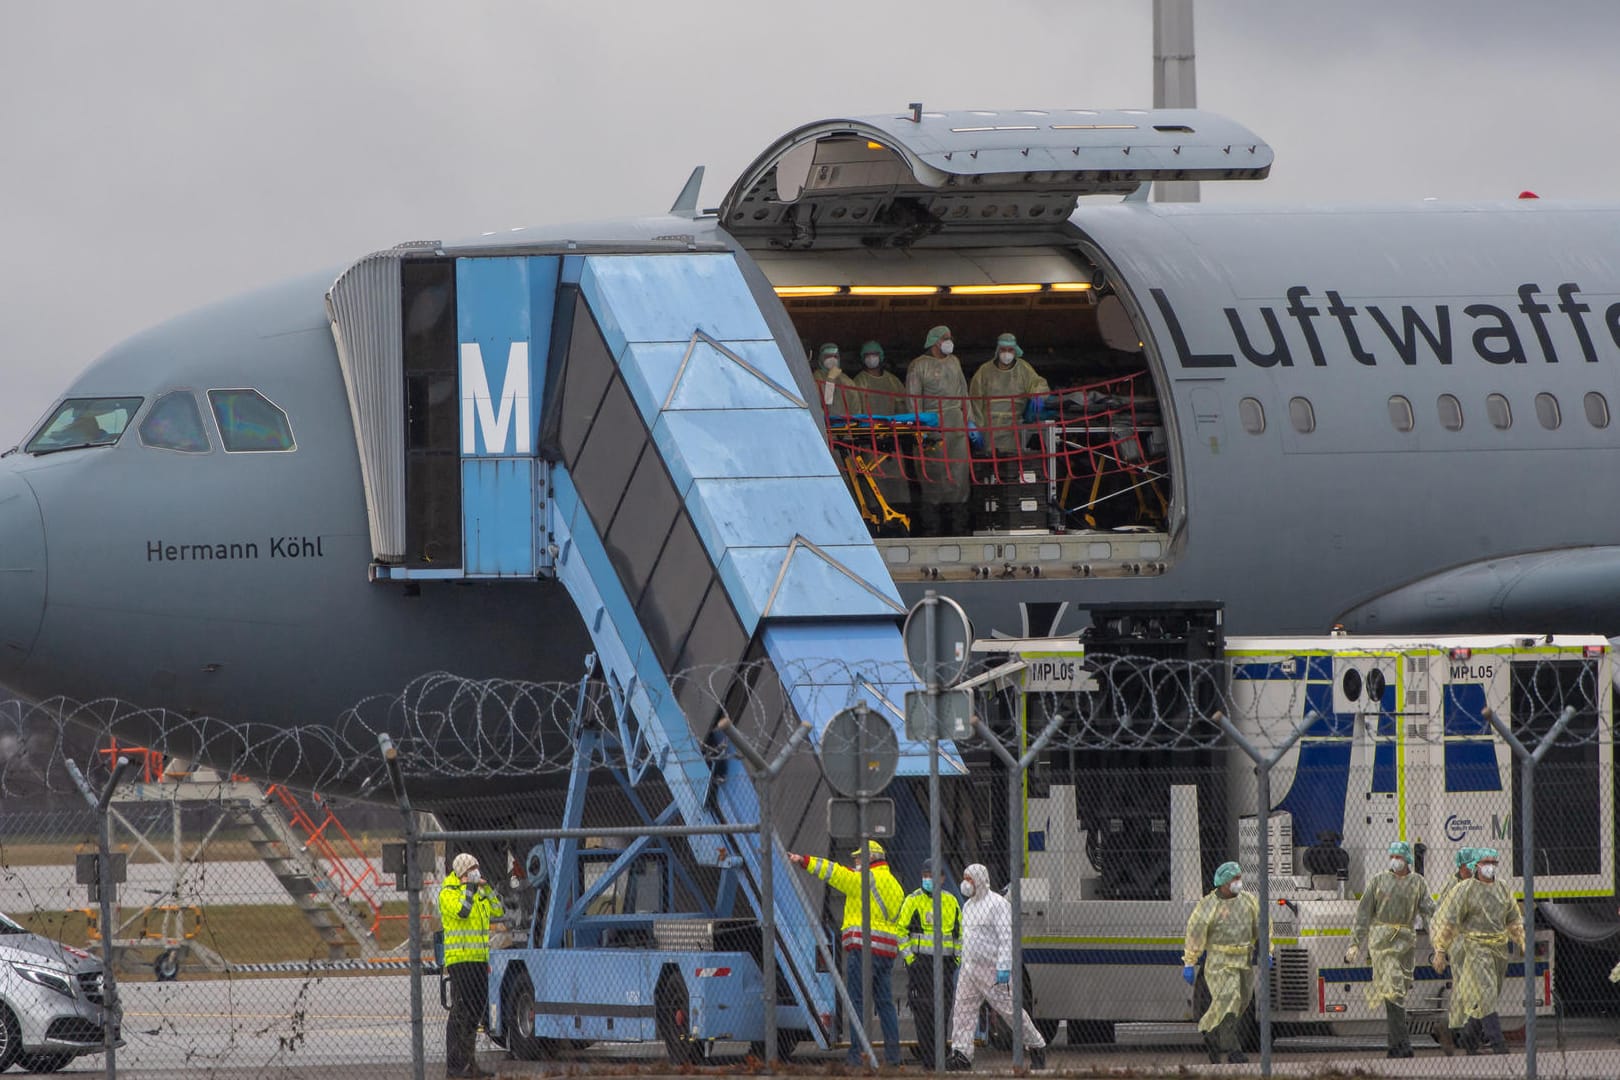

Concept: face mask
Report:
left=822, top=356, right=840, bottom=372
left=939, top=340, right=954, bottom=356
left=997, top=351, right=1016, bottom=365
left=862, top=355, right=881, bottom=370
left=1390, top=858, right=1407, bottom=873
left=465, top=868, right=481, bottom=884
left=921, top=878, right=933, bottom=894
left=960, top=880, right=974, bottom=897
left=1478, top=865, right=1497, bottom=881
left=1227, top=879, right=1244, bottom=894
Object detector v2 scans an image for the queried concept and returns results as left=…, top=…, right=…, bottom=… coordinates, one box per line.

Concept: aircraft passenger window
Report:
left=25, top=396, right=143, bottom=454
left=208, top=389, right=295, bottom=452
left=1486, top=393, right=1512, bottom=431
left=139, top=391, right=211, bottom=453
left=1287, top=396, right=1315, bottom=434
left=1437, top=393, right=1463, bottom=432
left=1387, top=395, right=1414, bottom=433
left=1535, top=392, right=1562, bottom=430
left=1585, top=391, right=1610, bottom=429
left=1238, top=397, right=1265, bottom=434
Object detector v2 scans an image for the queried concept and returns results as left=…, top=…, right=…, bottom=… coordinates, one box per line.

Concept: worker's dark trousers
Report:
left=446, top=961, right=488, bottom=1073
left=1204, top=1013, right=1240, bottom=1057
left=907, top=956, right=958, bottom=1068
left=1385, top=1002, right=1410, bottom=1053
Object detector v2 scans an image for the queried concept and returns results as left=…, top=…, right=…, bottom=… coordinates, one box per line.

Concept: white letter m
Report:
left=460, top=341, right=531, bottom=455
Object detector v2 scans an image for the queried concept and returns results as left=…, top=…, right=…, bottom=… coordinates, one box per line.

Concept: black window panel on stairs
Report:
left=401, top=257, right=461, bottom=568
left=551, top=290, right=616, bottom=470
left=571, top=372, right=646, bottom=538
left=673, top=578, right=749, bottom=739
left=637, top=508, right=712, bottom=669
left=605, top=443, right=681, bottom=608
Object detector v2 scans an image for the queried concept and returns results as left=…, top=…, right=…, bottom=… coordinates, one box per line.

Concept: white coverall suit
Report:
left=949, top=863, right=1046, bottom=1060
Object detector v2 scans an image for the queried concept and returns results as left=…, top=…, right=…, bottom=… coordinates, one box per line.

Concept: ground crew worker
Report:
left=439, top=852, right=504, bottom=1079
left=898, top=865, right=961, bottom=1069
left=967, top=333, right=1049, bottom=480
left=907, top=326, right=975, bottom=535
left=1432, top=848, right=1524, bottom=1055
left=1433, top=847, right=1478, bottom=1053
left=1182, top=860, right=1263, bottom=1065
left=848, top=341, right=913, bottom=519
left=814, top=343, right=856, bottom=415
left=945, top=863, right=1046, bottom=1072
left=789, top=840, right=906, bottom=1066
left=1345, top=841, right=1435, bottom=1058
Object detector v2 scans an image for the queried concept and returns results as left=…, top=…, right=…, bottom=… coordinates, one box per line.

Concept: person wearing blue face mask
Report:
left=898, top=867, right=962, bottom=1068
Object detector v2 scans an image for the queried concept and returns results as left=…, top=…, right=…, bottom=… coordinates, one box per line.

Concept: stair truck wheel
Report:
left=656, top=966, right=708, bottom=1065
left=500, top=968, right=559, bottom=1061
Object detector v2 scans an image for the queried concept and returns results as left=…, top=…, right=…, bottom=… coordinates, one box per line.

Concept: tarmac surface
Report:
left=32, top=971, right=1620, bottom=1079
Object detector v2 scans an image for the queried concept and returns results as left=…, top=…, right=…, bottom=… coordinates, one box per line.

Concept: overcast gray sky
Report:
left=3, top=1, right=1618, bottom=443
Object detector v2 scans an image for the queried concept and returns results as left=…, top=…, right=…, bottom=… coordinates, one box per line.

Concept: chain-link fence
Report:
left=1, top=642, right=1618, bottom=1078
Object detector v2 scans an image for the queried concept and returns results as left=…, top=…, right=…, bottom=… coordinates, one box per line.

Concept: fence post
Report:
left=973, top=710, right=1065, bottom=1068
left=1215, top=709, right=1317, bottom=1078
left=717, top=716, right=812, bottom=1070
left=379, top=734, right=426, bottom=1080
left=65, top=754, right=134, bottom=1080
left=1484, top=703, right=1574, bottom=1080
left=925, top=591, right=946, bottom=1074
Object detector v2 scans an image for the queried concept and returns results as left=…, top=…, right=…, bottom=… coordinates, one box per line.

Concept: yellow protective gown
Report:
left=1432, top=877, right=1524, bottom=1022
left=1432, top=875, right=1472, bottom=1029
left=1183, top=889, right=1261, bottom=1033
left=848, top=369, right=912, bottom=508
left=906, top=353, right=972, bottom=505
left=967, top=358, right=1049, bottom=455
left=815, top=368, right=857, bottom=416
left=1351, top=869, right=1435, bottom=1007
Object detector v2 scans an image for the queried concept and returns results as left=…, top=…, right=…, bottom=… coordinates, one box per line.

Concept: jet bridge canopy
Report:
left=719, top=108, right=1273, bottom=249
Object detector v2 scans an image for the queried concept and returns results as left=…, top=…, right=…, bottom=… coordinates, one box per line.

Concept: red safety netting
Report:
left=822, top=371, right=1168, bottom=532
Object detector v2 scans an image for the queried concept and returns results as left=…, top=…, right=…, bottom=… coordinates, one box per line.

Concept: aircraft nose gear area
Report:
left=0, top=468, right=46, bottom=673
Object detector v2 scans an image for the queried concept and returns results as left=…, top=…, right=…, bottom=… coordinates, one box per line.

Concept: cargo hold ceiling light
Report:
left=773, top=283, right=1094, bottom=297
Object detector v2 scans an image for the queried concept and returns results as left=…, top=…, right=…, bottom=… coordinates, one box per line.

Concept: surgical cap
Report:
left=995, top=332, right=1024, bottom=358
left=860, top=340, right=885, bottom=360
left=924, top=325, right=952, bottom=349
left=1473, top=848, right=1499, bottom=866
left=1213, top=861, right=1242, bottom=888
left=818, top=342, right=841, bottom=360
left=1388, top=841, right=1412, bottom=862
left=1455, top=847, right=1476, bottom=868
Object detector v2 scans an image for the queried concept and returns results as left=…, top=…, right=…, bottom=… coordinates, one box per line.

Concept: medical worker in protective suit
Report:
left=813, top=343, right=856, bottom=416
left=1344, top=841, right=1435, bottom=1057
left=945, top=864, right=1046, bottom=1071
left=847, top=341, right=913, bottom=522
left=1432, top=847, right=1477, bottom=1053
left=1182, top=861, right=1264, bottom=1065
left=967, top=333, right=1049, bottom=480
left=1432, top=848, right=1523, bottom=1055
left=907, top=326, right=974, bottom=536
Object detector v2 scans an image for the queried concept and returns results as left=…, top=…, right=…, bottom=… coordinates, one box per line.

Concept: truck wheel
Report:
left=154, top=949, right=181, bottom=982
left=656, top=968, right=707, bottom=1065
left=501, top=970, right=558, bottom=1061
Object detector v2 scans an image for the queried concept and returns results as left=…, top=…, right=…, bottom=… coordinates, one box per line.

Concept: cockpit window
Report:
left=208, top=389, right=295, bottom=453
left=25, top=397, right=142, bottom=454
left=140, top=391, right=211, bottom=453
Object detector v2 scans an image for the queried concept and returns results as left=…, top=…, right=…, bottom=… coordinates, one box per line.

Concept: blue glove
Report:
left=967, top=421, right=985, bottom=453
left=1182, top=965, right=1196, bottom=986
left=995, top=969, right=1010, bottom=985
left=1267, top=952, right=1275, bottom=969
left=1022, top=395, right=1048, bottom=422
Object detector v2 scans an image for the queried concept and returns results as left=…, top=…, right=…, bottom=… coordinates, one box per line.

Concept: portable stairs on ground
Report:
left=100, top=741, right=394, bottom=968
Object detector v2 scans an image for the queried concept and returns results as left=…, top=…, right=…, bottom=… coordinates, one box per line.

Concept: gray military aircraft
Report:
left=3, top=106, right=1618, bottom=805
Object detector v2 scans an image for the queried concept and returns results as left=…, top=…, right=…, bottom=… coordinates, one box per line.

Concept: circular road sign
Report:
left=902, top=593, right=973, bottom=687
left=818, top=705, right=900, bottom=798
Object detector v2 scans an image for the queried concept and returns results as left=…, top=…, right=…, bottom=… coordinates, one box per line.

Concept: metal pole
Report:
left=1484, top=704, right=1575, bottom=1080
left=925, top=590, right=945, bottom=1073
left=717, top=716, right=813, bottom=1072
left=66, top=755, right=133, bottom=1080
left=973, top=710, right=1065, bottom=1068
left=379, top=734, right=426, bottom=1080
left=1215, top=709, right=1317, bottom=1079
left=857, top=704, right=876, bottom=1069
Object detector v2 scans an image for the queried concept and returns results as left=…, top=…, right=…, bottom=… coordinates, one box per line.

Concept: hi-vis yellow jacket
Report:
left=438, top=871, right=504, bottom=965
left=805, top=856, right=905, bottom=958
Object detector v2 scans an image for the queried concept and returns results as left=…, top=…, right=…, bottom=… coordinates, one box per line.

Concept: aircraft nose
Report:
left=0, top=469, right=46, bottom=672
